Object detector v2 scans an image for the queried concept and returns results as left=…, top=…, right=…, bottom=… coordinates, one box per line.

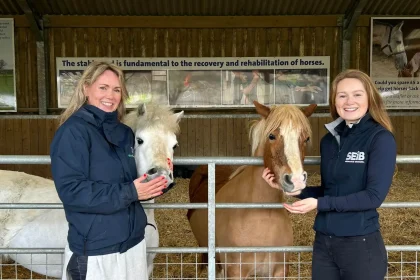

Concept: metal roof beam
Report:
left=343, top=0, right=368, bottom=40
left=15, top=0, right=43, bottom=41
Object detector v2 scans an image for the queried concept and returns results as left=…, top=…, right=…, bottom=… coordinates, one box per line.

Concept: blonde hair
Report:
left=330, top=69, right=393, bottom=133
left=59, top=60, right=129, bottom=125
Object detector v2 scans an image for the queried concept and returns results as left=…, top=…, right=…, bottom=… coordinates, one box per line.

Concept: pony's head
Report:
left=123, top=103, right=183, bottom=190
left=250, top=101, right=316, bottom=193
left=386, top=21, right=407, bottom=70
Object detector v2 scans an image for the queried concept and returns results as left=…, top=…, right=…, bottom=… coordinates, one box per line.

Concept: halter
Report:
left=380, top=24, right=406, bottom=57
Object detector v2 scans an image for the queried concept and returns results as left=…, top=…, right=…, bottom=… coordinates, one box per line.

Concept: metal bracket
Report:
left=343, top=0, right=368, bottom=40
left=16, top=0, right=43, bottom=41
left=341, top=0, right=368, bottom=71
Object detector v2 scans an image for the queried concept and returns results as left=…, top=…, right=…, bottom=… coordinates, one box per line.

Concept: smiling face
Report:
left=84, top=70, right=122, bottom=112
left=335, top=78, right=369, bottom=124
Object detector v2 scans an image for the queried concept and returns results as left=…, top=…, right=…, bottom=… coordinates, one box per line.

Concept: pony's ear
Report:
left=253, top=100, right=270, bottom=119
left=396, top=21, right=404, bottom=30
left=302, top=103, right=317, bottom=117
left=174, top=111, right=184, bottom=123
left=137, top=103, right=146, bottom=116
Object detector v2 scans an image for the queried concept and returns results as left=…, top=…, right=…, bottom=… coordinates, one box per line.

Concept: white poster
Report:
left=0, top=18, right=16, bottom=112
left=56, top=56, right=330, bottom=109
left=371, top=17, right=420, bottom=109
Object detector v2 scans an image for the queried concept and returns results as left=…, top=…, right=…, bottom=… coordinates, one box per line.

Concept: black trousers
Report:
left=312, top=231, right=388, bottom=280
left=67, top=253, right=88, bottom=280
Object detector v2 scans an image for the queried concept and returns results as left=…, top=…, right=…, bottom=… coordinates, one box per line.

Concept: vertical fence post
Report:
left=207, top=162, right=216, bottom=280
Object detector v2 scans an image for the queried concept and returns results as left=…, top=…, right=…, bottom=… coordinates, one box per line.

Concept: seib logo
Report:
left=345, top=151, right=365, bottom=163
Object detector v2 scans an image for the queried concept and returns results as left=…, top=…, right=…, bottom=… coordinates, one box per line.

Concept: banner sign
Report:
left=56, top=56, right=330, bottom=109
left=0, top=18, right=16, bottom=112
left=370, top=17, right=420, bottom=109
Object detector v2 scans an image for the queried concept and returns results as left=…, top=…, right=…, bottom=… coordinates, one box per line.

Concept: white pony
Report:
left=0, top=103, right=183, bottom=278
left=372, top=21, right=407, bottom=70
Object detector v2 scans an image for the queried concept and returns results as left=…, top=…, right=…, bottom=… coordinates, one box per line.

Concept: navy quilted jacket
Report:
left=50, top=105, right=146, bottom=256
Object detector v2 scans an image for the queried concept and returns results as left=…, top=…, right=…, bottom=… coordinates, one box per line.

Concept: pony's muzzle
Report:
left=282, top=171, right=307, bottom=193
left=147, top=168, right=173, bottom=181
left=145, top=167, right=176, bottom=194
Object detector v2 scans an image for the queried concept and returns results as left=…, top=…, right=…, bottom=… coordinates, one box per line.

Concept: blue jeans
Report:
left=312, top=231, right=387, bottom=280
left=67, top=253, right=88, bottom=280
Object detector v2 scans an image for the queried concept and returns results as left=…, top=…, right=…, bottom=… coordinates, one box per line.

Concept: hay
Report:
left=2, top=173, right=420, bottom=279
left=152, top=171, right=420, bottom=279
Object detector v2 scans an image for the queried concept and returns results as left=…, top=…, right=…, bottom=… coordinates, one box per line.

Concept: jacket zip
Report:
left=84, top=238, right=87, bottom=255
left=327, top=135, right=344, bottom=232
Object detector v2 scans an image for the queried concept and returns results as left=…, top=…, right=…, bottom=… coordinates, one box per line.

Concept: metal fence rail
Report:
left=1, top=155, right=420, bottom=280
left=1, top=155, right=420, bottom=165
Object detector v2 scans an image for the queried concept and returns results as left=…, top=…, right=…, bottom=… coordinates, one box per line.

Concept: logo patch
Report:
left=345, top=151, right=365, bottom=163
left=128, top=146, right=135, bottom=158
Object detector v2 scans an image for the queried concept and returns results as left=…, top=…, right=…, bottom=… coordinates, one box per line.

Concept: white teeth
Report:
left=344, top=108, right=357, bottom=111
left=101, top=102, right=113, bottom=107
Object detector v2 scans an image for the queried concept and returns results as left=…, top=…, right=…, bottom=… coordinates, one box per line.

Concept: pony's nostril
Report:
left=169, top=173, right=173, bottom=180
left=283, top=174, right=292, bottom=185
left=147, top=168, right=157, bottom=175
left=303, top=171, right=308, bottom=182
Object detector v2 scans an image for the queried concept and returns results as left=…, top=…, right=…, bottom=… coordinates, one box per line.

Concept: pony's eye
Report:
left=173, top=143, right=179, bottom=150
left=305, top=137, right=310, bottom=143
left=137, top=138, right=144, bottom=145
left=268, top=134, right=276, bottom=140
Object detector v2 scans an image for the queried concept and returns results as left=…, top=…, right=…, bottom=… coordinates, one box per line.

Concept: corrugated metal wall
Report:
left=31, top=0, right=351, bottom=16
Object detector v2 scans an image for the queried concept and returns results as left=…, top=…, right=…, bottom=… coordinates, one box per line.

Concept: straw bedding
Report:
left=3, top=171, right=420, bottom=279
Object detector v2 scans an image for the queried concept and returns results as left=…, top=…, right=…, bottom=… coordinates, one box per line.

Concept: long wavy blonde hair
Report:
left=330, top=69, right=393, bottom=133
left=59, top=60, right=129, bottom=125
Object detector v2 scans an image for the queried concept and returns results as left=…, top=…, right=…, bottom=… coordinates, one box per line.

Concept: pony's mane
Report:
left=123, top=103, right=180, bottom=134
left=249, top=105, right=312, bottom=155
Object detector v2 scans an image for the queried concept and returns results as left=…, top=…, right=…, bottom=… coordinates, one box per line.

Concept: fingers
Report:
left=283, top=199, right=316, bottom=214
left=136, top=174, right=148, bottom=183
left=283, top=203, right=306, bottom=214
left=262, top=167, right=274, bottom=181
left=134, top=175, right=167, bottom=200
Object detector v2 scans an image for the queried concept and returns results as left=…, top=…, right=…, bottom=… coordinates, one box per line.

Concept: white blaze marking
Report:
left=280, top=123, right=304, bottom=179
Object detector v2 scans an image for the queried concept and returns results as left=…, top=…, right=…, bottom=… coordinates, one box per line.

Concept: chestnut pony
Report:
left=188, top=101, right=317, bottom=279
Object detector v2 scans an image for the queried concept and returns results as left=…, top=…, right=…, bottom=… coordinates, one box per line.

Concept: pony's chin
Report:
left=281, top=182, right=306, bottom=193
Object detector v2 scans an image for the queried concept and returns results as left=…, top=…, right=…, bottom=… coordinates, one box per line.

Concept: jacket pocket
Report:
left=86, top=210, right=130, bottom=248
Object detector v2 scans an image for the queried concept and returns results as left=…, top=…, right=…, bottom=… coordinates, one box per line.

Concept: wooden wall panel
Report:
left=0, top=116, right=419, bottom=179
left=350, top=26, right=370, bottom=73
left=14, top=28, right=38, bottom=111
left=0, top=119, right=57, bottom=178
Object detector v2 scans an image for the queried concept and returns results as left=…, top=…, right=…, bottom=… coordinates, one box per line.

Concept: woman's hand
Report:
left=262, top=167, right=280, bottom=190
left=283, top=198, right=317, bottom=214
left=134, top=175, right=167, bottom=200
left=262, top=168, right=302, bottom=196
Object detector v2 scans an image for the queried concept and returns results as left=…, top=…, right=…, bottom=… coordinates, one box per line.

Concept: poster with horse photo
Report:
left=0, top=18, right=16, bottom=112
left=370, top=17, right=420, bottom=109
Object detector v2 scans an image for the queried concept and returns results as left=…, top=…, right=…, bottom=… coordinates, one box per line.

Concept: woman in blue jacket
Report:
left=263, top=69, right=396, bottom=280
left=50, top=60, right=167, bottom=280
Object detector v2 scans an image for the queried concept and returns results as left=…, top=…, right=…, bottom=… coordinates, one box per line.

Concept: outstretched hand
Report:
left=283, top=198, right=317, bottom=214
left=134, top=175, right=167, bottom=201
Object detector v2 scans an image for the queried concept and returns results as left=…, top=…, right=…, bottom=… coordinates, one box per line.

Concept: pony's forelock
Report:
left=123, top=103, right=181, bottom=135
left=249, top=105, right=312, bottom=154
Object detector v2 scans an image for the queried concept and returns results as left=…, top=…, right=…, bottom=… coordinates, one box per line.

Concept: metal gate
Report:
left=1, top=155, right=420, bottom=279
